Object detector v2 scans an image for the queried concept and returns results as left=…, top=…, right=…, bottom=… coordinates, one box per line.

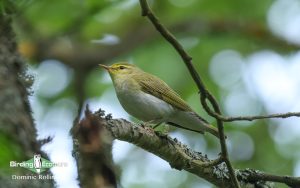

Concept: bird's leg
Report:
left=151, top=120, right=170, bottom=135
left=140, top=119, right=166, bottom=131
left=139, top=119, right=169, bottom=136
left=140, top=120, right=155, bottom=128
left=140, top=119, right=161, bottom=127
left=155, top=125, right=169, bottom=137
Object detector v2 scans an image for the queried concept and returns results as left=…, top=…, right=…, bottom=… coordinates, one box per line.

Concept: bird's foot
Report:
left=139, top=120, right=153, bottom=128
left=139, top=121, right=169, bottom=135
left=139, top=121, right=156, bottom=133
left=140, top=120, right=161, bottom=129
left=153, top=124, right=170, bottom=136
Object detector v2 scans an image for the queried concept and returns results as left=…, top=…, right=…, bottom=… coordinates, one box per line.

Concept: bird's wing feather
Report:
left=134, top=73, right=193, bottom=111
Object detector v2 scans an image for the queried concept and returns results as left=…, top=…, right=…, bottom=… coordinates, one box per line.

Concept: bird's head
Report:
left=99, top=62, right=140, bottom=77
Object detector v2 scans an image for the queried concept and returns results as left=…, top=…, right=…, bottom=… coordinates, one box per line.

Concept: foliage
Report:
left=9, top=0, right=300, bottom=187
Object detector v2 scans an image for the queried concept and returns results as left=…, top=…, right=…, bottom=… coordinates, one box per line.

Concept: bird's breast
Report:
left=115, top=82, right=175, bottom=122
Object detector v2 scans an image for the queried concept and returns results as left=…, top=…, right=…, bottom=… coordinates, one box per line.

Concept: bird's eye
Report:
left=119, top=66, right=126, bottom=70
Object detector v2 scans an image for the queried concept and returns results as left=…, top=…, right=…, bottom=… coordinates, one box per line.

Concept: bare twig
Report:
left=202, top=99, right=300, bottom=122
left=240, top=169, right=300, bottom=187
left=138, top=1, right=240, bottom=187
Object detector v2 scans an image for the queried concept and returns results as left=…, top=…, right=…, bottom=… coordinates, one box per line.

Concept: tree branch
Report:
left=202, top=99, right=300, bottom=122
left=80, top=109, right=300, bottom=187
left=107, top=118, right=235, bottom=187
left=138, top=1, right=240, bottom=187
left=71, top=106, right=118, bottom=188
left=241, top=169, right=300, bottom=187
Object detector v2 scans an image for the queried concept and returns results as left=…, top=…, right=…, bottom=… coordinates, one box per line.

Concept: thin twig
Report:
left=240, top=169, right=300, bottom=187
left=201, top=92, right=240, bottom=188
left=138, top=1, right=240, bottom=187
left=202, top=99, right=300, bottom=121
left=223, top=112, right=300, bottom=121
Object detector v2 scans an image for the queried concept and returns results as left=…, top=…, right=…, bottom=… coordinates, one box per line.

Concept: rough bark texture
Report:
left=0, top=13, right=53, bottom=188
left=72, top=107, right=118, bottom=188
left=76, top=108, right=300, bottom=188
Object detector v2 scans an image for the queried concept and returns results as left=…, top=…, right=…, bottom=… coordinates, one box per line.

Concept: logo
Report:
left=10, top=154, right=67, bottom=180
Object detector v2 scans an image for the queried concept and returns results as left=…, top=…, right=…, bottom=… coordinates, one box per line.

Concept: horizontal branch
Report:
left=216, top=111, right=300, bottom=122
left=242, top=169, right=300, bottom=187
left=105, top=118, right=239, bottom=187
left=84, top=112, right=300, bottom=187
left=201, top=97, right=300, bottom=122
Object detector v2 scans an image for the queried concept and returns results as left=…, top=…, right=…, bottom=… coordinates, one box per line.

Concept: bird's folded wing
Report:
left=135, top=73, right=193, bottom=112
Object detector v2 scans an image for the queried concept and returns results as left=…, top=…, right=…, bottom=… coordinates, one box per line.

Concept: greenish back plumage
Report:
left=133, top=72, right=193, bottom=112
left=101, top=62, right=220, bottom=138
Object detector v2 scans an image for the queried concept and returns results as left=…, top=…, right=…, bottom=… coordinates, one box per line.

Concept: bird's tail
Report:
left=205, top=124, right=221, bottom=138
left=169, top=111, right=223, bottom=138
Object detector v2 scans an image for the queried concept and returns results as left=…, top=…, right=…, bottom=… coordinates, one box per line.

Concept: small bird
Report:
left=99, top=62, right=220, bottom=138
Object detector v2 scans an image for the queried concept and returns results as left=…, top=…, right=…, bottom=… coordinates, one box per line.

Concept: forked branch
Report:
left=138, top=0, right=240, bottom=187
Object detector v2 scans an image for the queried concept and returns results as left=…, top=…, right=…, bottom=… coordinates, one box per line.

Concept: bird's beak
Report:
left=99, top=64, right=110, bottom=70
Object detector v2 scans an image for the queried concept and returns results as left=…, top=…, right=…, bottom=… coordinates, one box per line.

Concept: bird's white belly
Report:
left=116, top=90, right=174, bottom=122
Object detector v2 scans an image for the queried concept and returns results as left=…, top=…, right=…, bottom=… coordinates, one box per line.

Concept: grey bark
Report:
left=78, top=108, right=300, bottom=188
left=0, top=13, right=53, bottom=188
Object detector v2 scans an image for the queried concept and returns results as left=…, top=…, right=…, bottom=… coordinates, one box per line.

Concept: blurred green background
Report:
left=5, top=0, right=300, bottom=187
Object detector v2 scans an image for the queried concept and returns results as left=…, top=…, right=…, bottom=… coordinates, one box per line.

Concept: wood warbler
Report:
left=99, top=62, right=220, bottom=138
